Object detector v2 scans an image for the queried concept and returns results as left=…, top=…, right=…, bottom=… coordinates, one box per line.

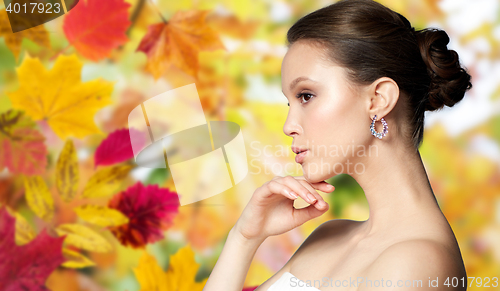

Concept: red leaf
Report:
left=94, top=128, right=145, bottom=167
left=136, top=10, right=225, bottom=78
left=108, top=182, right=180, bottom=248
left=0, top=206, right=66, bottom=291
left=0, top=110, right=47, bottom=176
left=63, top=0, right=131, bottom=61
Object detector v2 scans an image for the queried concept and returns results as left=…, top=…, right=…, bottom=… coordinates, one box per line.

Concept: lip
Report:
left=291, top=146, right=308, bottom=155
left=295, top=150, right=308, bottom=164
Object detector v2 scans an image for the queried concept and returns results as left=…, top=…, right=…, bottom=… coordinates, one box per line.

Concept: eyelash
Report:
left=297, top=92, right=314, bottom=104
left=286, top=92, right=315, bottom=106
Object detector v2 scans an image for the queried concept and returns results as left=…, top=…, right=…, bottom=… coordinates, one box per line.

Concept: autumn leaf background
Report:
left=0, top=0, right=499, bottom=290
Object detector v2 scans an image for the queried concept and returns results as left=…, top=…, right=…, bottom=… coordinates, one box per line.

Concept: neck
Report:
left=350, top=138, right=440, bottom=237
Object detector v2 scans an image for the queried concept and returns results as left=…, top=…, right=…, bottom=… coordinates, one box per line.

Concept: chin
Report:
left=301, top=158, right=338, bottom=183
left=301, top=164, right=333, bottom=183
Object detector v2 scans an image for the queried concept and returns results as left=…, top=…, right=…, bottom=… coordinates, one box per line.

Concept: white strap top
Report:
left=267, top=272, right=321, bottom=291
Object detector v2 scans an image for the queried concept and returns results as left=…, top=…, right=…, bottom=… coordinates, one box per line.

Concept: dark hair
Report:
left=286, top=0, right=472, bottom=150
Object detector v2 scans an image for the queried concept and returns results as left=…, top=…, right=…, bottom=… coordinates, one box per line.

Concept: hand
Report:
left=233, top=175, right=335, bottom=242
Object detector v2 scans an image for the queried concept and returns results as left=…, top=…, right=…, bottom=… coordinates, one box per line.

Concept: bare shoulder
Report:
left=292, top=219, right=362, bottom=254
left=305, top=219, right=362, bottom=243
left=253, top=219, right=360, bottom=291
left=362, top=239, right=466, bottom=291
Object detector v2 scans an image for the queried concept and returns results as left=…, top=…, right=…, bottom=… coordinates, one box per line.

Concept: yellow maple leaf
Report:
left=55, top=223, right=113, bottom=253
left=133, top=251, right=170, bottom=291
left=23, top=175, right=54, bottom=222
left=0, top=9, right=51, bottom=61
left=81, top=164, right=133, bottom=199
left=14, top=211, right=36, bottom=245
left=5, top=206, right=36, bottom=245
left=221, top=0, right=268, bottom=22
left=56, top=139, right=79, bottom=202
left=7, top=53, right=114, bottom=139
left=462, top=22, right=500, bottom=59
left=136, top=9, right=225, bottom=79
left=133, top=245, right=207, bottom=291
left=74, top=204, right=129, bottom=227
left=61, top=248, right=96, bottom=269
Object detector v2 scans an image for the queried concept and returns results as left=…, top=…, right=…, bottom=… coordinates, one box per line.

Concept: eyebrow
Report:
left=283, top=76, right=317, bottom=95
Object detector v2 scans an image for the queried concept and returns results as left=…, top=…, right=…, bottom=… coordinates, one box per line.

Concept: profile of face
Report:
left=281, top=40, right=379, bottom=183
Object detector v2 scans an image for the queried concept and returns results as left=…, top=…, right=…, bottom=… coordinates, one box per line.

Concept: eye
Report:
left=296, top=92, right=314, bottom=104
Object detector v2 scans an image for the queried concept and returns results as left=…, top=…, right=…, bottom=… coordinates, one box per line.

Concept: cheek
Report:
left=309, top=107, right=337, bottom=139
left=304, top=95, right=368, bottom=159
left=312, top=98, right=359, bottom=135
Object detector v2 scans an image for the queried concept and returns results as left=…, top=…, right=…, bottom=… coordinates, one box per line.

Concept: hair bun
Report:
left=414, top=28, right=472, bottom=112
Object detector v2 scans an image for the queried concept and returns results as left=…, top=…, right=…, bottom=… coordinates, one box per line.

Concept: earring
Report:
left=370, top=115, right=388, bottom=139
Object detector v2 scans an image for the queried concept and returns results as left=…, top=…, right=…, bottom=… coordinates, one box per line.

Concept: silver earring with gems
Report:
left=370, top=115, right=388, bottom=139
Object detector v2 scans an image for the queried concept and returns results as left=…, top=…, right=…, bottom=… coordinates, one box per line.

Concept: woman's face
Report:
left=281, top=40, right=373, bottom=182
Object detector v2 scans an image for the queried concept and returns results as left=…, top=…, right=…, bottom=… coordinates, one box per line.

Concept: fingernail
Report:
left=290, top=191, right=298, bottom=199
left=318, top=200, right=326, bottom=208
left=307, top=193, right=316, bottom=203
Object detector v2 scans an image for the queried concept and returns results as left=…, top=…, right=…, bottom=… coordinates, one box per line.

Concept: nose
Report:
left=283, top=110, right=302, bottom=137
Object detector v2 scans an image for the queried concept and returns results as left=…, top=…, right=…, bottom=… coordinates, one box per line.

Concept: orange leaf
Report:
left=0, top=9, right=51, bottom=61
left=100, top=88, right=145, bottom=133
left=206, top=13, right=260, bottom=40
left=63, top=0, right=131, bottom=61
left=171, top=203, right=228, bottom=250
left=136, top=10, right=225, bottom=79
left=0, top=110, right=47, bottom=176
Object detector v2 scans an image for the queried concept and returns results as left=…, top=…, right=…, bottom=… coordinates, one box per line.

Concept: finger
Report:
left=280, top=176, right=322, bottom=206
left=296, top=180, right=328, bottom=210
left=310, top=181, right=335, bottom=193
left=296, top=176, right=335, bottom=193
left=293, top=203, right=329, bottom=226
left=266, top=180, right=298, bottom=200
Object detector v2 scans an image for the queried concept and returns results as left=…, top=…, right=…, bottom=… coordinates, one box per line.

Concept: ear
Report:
left=366, top=77, right=399, bottom=120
